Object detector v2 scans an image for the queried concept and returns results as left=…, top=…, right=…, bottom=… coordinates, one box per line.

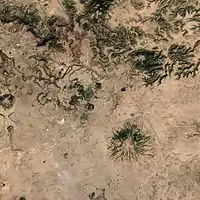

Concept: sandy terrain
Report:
left=0, top=0, right=200, bottom=199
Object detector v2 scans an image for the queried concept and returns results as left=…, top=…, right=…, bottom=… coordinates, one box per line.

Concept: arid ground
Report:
left=0, top=0, right=200, bottom=199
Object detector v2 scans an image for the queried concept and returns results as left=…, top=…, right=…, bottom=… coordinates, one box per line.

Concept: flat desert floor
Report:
left=0, top=0, right=200, bottom=199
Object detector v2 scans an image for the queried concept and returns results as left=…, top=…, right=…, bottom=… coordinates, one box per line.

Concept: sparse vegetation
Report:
left=0, top=3, right=64, bottom=47
left=94, top=82, right=102, bottom=90
left=62, top=0, right=76, bottom=12
left=167, top=44, right=199, bottom=79
left=62, top=0, right=76, bottom=27
left=88, top=25, right=142, bottom=72
left=108, top=123, right=151, bottom=161
left=129, top=43, right=200, bottom=85
left=0, top=50, right=16, bottom=91
left=131, top=0, right=145, bottom=10
left=76, top=0, right=115, bottom=26
left=131, top=48, right=167, bottom=86
left=88, top=188, right=107, bottom=200
left=0, top=94, right=15, bottom=110
left=18, top=196, right=26, bottom=200
left=1, top=0, right=200, bottom=87
left=85, top=103, right=95, bottom=111
left=69, top=80, right=94, bottom=107
left=1, top=0, right=200, bottom=198
left=147, top=0, right=200, bottom=36
left=84, top=0, right=115, bottom=23
left=77, top=0, right=143, bottom=73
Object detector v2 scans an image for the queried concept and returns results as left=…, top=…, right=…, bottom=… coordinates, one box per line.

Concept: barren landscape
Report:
left=0, top=0, right=200, bottom=199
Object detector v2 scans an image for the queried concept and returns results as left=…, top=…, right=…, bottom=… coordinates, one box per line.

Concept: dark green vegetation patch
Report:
left=131, top=48, right=167, bottom=86
left=108, top=123, right=151, bottom=161
left=0, top=94, right=15, bottom=110
left=130, top=43, right=200, bottom=86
